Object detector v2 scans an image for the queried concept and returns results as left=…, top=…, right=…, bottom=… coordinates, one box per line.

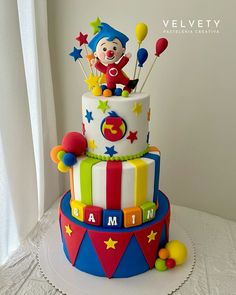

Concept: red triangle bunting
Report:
left=88, top=230, right=132, bottom=278
left=60, top=212, right=86, bottom=265
left=134, top=222, right=164, bottom=269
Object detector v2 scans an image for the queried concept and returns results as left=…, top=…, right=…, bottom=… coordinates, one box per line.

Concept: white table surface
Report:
left=1, top=199, right=236, bottom=295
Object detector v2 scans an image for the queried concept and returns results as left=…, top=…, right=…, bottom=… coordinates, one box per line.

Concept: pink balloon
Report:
left=155, top=38, right=168, bottom=57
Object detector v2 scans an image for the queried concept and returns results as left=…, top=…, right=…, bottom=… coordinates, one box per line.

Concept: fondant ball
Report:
left=155, top=258, right=167, bottom=271
left=122, top=90, right=129, bottom=97
left=62, top=132, right=87, bottom=156
left=166, top=258, right=176, bottom=269
left=92, top=86, right=102, bottom=96
left=114, top=88, right=122, bottom=96
left=103, top=89, right=112, bottom=97
left=50, top=145, right=63, bottom=163
left=101, top=85, right=107, bottom=92
left=57, top=161, right=70, bottom=173
left=62, top=153, right=77, bottom=167
left=158, top=248, right=169, bottom=260
left=57, top=150, right=65, bottom=161
left=165, top=240, right=188, bottom=265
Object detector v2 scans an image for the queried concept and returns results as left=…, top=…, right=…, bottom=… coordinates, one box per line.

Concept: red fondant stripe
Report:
left=106, top=161, right=122, bottom=209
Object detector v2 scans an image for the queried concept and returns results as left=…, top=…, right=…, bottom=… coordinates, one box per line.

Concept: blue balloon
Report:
left=137, top=48, right=148, bottom=67
left=62, top=153, right=77, bottom=167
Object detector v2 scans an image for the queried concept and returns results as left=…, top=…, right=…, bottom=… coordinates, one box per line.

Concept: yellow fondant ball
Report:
left=158, top=248, right=169, bottom=260
left=165, top=240, right=188, bottom=265
left=57, top=161, right=70, bottom=173
left=50, top=145, right=63, bottom=163
left=103, top=89, right=112, bottom=97
left=92, top=86, right=102, bottom=96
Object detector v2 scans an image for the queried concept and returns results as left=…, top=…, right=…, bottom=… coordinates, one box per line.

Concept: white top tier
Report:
left=82, top=92, right=150, bottom=160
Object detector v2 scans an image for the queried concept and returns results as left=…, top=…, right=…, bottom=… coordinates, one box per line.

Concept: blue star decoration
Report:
left=85, top=109, right=93, bottom=123
left=69, top=47, right=83, bottom=61
left=105, top=146, right=118, bottom=157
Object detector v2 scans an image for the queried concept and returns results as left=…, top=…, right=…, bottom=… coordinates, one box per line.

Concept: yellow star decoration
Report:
left=97, top=100, right=110, bottom=113
left=104, top=237, right=118, bottom=250
left=99, top=73, right=106, bottom=84
left=88, top=139, right=97, bottom=151
left=147, top=230, right=157, bottom=243
left=90, top=17, right=101, bottom=35
left=85, top=73, right=99, bottom=90
left=132, top=102, right=142, bottom=116
left=65, top=224, right=72, bottom=237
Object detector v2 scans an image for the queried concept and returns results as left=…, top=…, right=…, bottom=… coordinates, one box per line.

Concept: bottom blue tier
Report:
left=59, top=190, right=170, bottom=278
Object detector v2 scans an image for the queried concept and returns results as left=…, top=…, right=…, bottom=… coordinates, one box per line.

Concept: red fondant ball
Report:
left=165, top=258, right=176, bottom=269
left=62, top=132, right=87, bottom=156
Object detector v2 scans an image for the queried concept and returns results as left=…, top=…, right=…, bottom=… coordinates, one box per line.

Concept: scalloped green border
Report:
left=86, top=146, right=149, bottom=161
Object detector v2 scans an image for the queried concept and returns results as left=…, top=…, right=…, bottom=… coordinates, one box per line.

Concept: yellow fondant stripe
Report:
left=80, top=158, right=101, bottom=205
left=128, top=159, right=147, bottom=206
left=70, top=168, right=75, bottom=200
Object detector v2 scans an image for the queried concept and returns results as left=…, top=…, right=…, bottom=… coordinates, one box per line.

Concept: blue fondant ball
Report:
left=101, top=85, right=107, bottom=92
left=62, top=153, right=77, bottom=167
left=115, top=88, right=122, bottom=96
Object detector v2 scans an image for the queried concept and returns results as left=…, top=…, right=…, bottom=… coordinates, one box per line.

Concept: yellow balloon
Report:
left=135, top=23, right=148, bottom=44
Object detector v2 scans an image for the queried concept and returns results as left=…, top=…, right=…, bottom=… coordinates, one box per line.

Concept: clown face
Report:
left=94, top=37, right=125, bottom=64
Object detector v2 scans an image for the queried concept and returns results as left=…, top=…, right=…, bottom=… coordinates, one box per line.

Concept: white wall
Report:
left=47, top=0, right=236, bottom=220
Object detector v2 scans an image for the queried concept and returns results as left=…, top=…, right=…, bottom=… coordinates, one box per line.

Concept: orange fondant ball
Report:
left=158, top=248, right=169, bottom=260
left=62, top=132, right=87, bottom=156
left=103, top=89, right=112, bottom=97
left=50, top=145, right=63, bottom=163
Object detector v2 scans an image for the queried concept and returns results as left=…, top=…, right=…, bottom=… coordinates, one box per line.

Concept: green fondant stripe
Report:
left=86, top=146, right=149, bottom=162
left=80, top=158, right=101, bottom=205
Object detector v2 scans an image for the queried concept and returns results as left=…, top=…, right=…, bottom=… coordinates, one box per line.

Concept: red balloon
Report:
left=62, top=132, right=87, bottom=156
left=155, top=38, right=168, bottom=57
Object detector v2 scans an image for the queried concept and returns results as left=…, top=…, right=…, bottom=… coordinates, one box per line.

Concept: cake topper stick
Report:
left=69, top=47, right=88, bottom=79
left=134, top=48, right=148, bottom=92
left=133, top=23, right=148, bottom=79
left=76, top=32, right=94, bottom=75
left=139, top=38, right=168, bottom=92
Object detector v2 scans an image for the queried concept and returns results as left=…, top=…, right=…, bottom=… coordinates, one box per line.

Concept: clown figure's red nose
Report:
left=106, top=50, right=114, bottom=58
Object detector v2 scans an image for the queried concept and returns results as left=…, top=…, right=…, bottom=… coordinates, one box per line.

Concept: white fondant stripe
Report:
left=142, top=157, right=155, bottom=203
left=92, top=161, right=107, bottom=208
left=121, top=161, right=135, bottom=208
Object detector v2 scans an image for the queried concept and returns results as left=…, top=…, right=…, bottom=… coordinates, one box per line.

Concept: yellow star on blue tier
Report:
left=88, top=139, right=97, bottom=151
left=85, top=73, right=99, bottom=90
left=147, top=230, right=157, bottom=243
left=90, top=17, right=101, bottom=35
left=97, top=100, right=110, bottom=113
left=65, top=224, right=72, bottom=236
left=104, top=237, right=118, bottom=249
left=132, top=102, right=142, bottom=116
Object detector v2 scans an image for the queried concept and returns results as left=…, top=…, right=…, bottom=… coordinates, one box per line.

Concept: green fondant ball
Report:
left=155, top=258, right=167, bottom=271
left=57, top=150, right=65, bottom=161
left=122, top=90, right=129, bottom=97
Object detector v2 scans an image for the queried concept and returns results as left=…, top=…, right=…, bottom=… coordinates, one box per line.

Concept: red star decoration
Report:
left=82, top=122, right=86, bottom=135
left=76, top=32, right=88, bottom=46
left=126, top=131, right=138, bottom=143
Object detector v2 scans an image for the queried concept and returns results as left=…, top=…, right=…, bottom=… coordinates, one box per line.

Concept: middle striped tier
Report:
left=70, top=150, right=160, bottom=210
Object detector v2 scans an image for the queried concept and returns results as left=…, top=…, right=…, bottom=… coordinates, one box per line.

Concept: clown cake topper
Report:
left=70, top=18, right=168, bottom=97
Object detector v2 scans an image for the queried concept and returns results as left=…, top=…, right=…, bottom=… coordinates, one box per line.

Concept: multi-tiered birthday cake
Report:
left=51, top=19, right=187, bottom=279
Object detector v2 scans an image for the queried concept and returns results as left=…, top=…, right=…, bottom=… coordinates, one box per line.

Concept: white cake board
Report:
left=37, top=220, right=195, bottom=295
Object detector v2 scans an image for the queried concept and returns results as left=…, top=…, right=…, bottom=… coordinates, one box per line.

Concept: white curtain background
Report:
left=0, top=0, right=59, bottom=265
